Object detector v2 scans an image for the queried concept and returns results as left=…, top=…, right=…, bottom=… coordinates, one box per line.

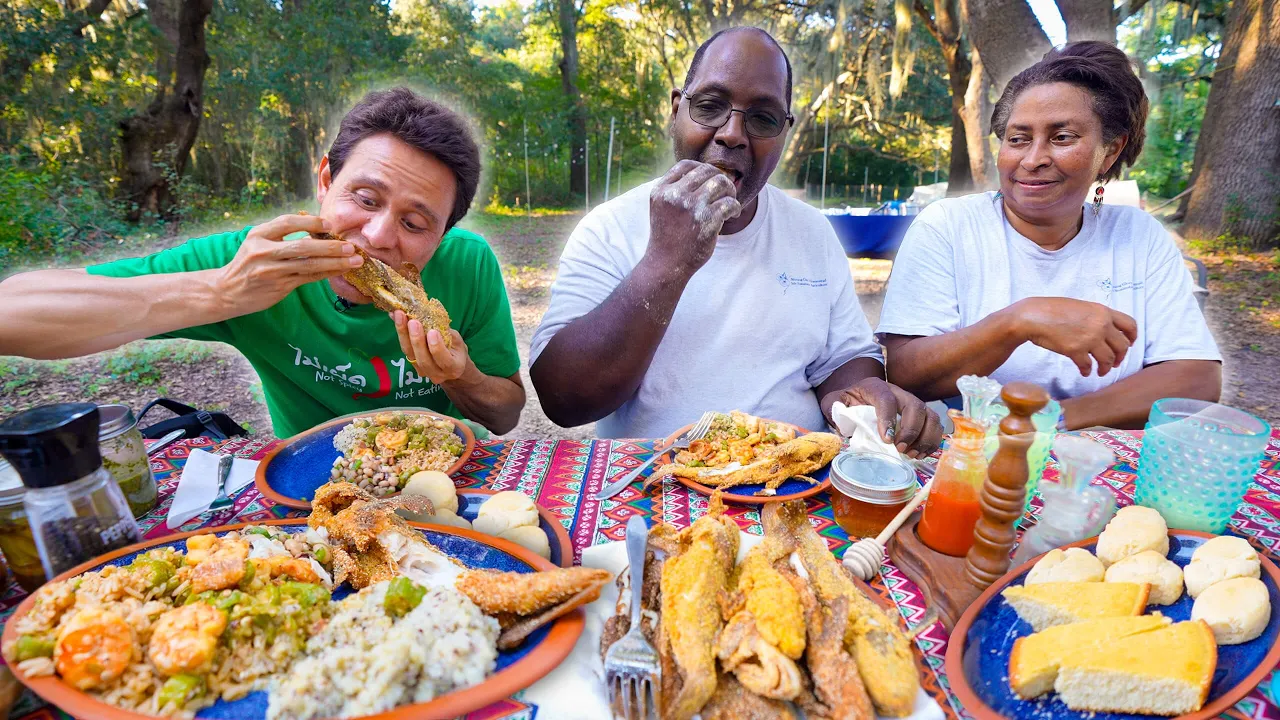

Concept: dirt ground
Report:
left=2, top=212, right=1276, bottom=438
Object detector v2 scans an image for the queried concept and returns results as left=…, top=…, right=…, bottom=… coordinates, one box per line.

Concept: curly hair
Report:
left=990, top=41, right=1149, bottom=182
left=327, top=87, right=480, bottom=231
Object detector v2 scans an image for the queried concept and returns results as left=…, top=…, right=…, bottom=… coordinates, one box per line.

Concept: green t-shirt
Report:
left=87, top=226, right=521, bottom=438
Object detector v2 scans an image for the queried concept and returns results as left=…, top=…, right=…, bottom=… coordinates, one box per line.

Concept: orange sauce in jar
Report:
left=829, top=452, right=918, bottom=539
left=917, top=412, right=988, bottom=557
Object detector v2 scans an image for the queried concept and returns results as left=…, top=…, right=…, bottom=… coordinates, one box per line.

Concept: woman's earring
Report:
left=1092, top=185, right=1104, bottom=217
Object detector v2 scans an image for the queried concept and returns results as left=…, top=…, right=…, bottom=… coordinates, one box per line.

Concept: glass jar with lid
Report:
left=0, top=404, right=141, bottom=580
left=0, top=457, right=45, bottom=592
left=829, top=451, right=919, bottom=539
left=98, top=404, right=158, bottom=518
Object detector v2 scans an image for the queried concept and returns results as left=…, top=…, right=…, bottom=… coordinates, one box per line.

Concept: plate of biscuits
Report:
left=946, top=504, right=1280, bottom=719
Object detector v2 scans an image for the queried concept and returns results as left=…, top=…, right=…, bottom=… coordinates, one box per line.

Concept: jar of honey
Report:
left=829, top=451, right=918, bottom=539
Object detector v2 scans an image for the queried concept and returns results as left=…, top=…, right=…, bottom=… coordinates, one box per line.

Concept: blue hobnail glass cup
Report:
left=1135, top=398, right=1271, bottom=533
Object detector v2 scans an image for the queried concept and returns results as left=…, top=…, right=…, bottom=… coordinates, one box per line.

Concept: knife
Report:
left=146, top=429, right=185, bottom=457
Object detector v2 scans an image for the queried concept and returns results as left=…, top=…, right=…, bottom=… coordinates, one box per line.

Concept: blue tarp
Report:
left=825, top=213, right=917, bottom=257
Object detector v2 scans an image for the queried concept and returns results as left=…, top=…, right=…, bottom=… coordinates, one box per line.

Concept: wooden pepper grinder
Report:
left=962, top=382, right=1050, bottom=588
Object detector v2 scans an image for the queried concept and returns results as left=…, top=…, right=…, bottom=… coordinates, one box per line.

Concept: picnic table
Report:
left=3, top=429, right=1280, bottom=719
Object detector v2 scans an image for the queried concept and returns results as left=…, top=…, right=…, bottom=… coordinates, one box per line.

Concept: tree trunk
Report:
left=286, top=118, right=314, bottom=200
left=1181, top=0, right=1280, bottom=247
left=1055, top=0, right=1116, bottom=42
left=119, top=0, right=214, bottom=220
left=556, top=0, right=587, bottom=195
left=964, top=0, right=1052, bottom=87
left=962, top=47, right=996, bottom=189
left=915, top=0, right=976, bottom=193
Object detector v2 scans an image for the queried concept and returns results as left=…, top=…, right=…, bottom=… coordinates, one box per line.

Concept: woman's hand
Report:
left=1012, top=297, right=1138, bottom=377
left=835, top=377, right=944, bottom=457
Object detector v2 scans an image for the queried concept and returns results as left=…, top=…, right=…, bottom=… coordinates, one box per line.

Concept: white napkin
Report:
left=165, top=449, right=259, bottom=529
left=831, top=402, right=901, bottom=457
left=522, top=533, right=944, bottom=720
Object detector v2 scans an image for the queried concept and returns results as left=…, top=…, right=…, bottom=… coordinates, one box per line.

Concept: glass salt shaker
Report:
left=1012, top=434, right=1117, bottom=565
left=0, top=403, right=141, bottom=580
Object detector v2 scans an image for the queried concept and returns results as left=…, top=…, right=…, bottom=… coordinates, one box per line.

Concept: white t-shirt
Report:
left=531, top=181, right=882, bottom=438
left=876, top=191, right=1220, bottom=400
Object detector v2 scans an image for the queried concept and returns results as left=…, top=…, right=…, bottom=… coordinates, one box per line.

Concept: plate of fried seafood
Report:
left=599, top=497, right=926, bottom=719
left=647, top=411, right=839, bottom=504
left=2, top=482, right=610, bottom=720
left=255, top=408, right=475, bottom=510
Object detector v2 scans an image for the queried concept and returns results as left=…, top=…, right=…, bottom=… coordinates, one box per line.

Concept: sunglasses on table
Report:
left=677, top=91, right=793, bottom=139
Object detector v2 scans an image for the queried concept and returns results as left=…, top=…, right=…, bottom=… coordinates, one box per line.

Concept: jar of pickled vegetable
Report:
left=98, top=404, right=158, bottom=518
left=0, top=458, right=47, bottom=592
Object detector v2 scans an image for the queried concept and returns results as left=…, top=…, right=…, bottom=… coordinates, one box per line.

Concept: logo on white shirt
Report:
left=776, top=272, right=828, bottom=294
left=1097, top=279, right=1144, bottom=293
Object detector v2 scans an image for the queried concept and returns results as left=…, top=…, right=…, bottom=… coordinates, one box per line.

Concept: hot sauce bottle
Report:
left=917, top=411, right=987, bottom=557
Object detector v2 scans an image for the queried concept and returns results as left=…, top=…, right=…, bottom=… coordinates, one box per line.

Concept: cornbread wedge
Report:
left=1001, top=581, right=1149, bottom=631
left=1053, top=620, right=1216, bottom=715
left=1009, top=614, right=1171, bottom=699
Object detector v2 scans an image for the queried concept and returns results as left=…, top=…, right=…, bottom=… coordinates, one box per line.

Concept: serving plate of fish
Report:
left=646, top=411, right=839, bottom=504
left=597, top=496, right=926, bottom=719
left=2, top=483, right=610, bottom=720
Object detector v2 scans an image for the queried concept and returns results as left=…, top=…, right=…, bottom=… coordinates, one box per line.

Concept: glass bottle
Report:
left=0, top=457, right=47, bottom=592
left=917, top=411, right=988, bottom=557
left=1012, top=434, right=1117, bottom=565
left=0, top=404, right=141, bottom=580
left=98, top=404, right=159, bottom=518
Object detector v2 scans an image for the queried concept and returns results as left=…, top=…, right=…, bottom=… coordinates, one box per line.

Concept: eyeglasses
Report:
left=677, top=91, right=793, bottom=139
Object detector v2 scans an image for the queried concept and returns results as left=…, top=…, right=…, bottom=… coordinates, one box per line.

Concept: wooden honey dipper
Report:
left=843, top=472, right=934, bottom=580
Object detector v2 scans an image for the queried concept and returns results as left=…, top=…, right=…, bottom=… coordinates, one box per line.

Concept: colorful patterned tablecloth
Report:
left=3, top=429, right=1280, bottom=720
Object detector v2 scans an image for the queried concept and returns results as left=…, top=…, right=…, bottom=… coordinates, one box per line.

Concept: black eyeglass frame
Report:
left=675, top=90, right=795, bottom=139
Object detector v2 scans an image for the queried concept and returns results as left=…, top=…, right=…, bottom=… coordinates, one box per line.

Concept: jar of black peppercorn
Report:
left=0, top=403, right=141, bottom=580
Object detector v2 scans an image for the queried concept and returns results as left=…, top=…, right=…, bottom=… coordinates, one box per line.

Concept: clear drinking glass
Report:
left=1135, top=398, right=1271, bottom=533
left=983, top=399, right=1062, bottom=511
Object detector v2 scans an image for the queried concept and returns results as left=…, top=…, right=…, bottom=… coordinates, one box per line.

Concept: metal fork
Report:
left=603, top=515, right=661, bottom=719
left=594, top=410, right=717, bottom=501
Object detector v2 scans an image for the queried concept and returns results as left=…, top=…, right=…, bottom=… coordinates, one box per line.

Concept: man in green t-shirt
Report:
left=0, top=88, right=525, bottom=438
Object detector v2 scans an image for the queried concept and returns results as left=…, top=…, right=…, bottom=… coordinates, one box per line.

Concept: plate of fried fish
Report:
left=646, top=412, right=840, bottom=504
left=599, top=497, right=926, bottom=719
left=2, top=482, right=611, bottom=720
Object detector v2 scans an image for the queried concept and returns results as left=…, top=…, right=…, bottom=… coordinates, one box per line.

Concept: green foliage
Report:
left=102, top=342, right=213, bottom=388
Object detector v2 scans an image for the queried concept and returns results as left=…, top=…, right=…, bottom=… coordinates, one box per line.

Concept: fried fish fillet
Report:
left=763, top=500, right=919, bottom=717
left=329, top=240, right=452, bottom=348
left=659, top=496, right=739, bottom=720
left=791, top=580, right=875, bottom=720
left=649, top=432, right=841, bottom=495
left=309, top=481, right=611, bottom=646
left=699, top=673, right=800, bottom=720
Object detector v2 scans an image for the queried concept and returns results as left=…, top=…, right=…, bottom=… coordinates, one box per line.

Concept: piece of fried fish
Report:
left=309, top=482, right=610, bottom=647
left=319, top=235, right=452, bottom=348
left=763, top=500, right=919, bottom=717
left=659, top=495, right=739, bottom=720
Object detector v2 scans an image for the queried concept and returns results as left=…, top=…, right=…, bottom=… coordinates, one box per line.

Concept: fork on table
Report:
left=603, top=515, right=661, bottom=719
left=594, top=410, right=717, bottom=501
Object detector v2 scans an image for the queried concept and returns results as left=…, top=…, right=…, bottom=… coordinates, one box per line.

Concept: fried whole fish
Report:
left=762, top=500, right=919, bottom=717
left=649, top=432, right=841, bottom=495
left=318, top=234, right=453, bottom=348
left=659, top=495, right=739, bottom=720
left=792, top=580, right=875, bottom=720
left=309, top=482, right=610, bottom=646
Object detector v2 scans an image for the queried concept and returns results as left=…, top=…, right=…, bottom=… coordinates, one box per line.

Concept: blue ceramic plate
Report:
left=946, top=530, right=1280, bottom=720
left=255, top=408, right=475, bottom=510
left=2, top=519, right=583, bottom=720
left=654, top=420, right=833, bottom=504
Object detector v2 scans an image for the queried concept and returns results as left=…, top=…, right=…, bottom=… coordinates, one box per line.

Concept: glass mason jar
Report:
left=98, top=404, right=158, bottom=518
left=0, top=458, right=44, bottom=592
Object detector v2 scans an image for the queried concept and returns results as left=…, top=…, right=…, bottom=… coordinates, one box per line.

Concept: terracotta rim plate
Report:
left=945, top=529, right=1280, bottom=720
left=456, top=488, right=574, bottom=568
left=653, top=420, right=832, bottom=504
left=255, top=407, right=477, bottom=510
left=2, top=518, right=583, bottom=720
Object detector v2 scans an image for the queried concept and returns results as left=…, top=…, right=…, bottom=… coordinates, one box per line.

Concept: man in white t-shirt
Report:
left=530, top=27, right=941, bottom=454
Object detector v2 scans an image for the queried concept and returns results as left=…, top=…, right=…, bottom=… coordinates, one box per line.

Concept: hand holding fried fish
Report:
left=327, top=240, right=453, bottom=348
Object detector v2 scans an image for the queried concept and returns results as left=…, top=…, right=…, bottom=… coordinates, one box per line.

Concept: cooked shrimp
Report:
left=260, top=556, right=322, bottom=585
left=184, top=534, right=217, bottom=565
left=54, top=608, right=134, bottom=690
left=190, top=557, right=246, bottom=593
left=376, top=428, right=408, bottom=451
left=148, top=603, right=226, bottom=676
left=374, top=412, right=396, bottom=425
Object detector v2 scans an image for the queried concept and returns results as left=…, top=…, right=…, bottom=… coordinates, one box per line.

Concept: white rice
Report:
left=265, top=581, right=499, bottom=720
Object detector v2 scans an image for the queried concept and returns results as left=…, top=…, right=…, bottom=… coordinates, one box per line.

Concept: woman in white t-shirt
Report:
left=877, top=41, right=1221, bottom=430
